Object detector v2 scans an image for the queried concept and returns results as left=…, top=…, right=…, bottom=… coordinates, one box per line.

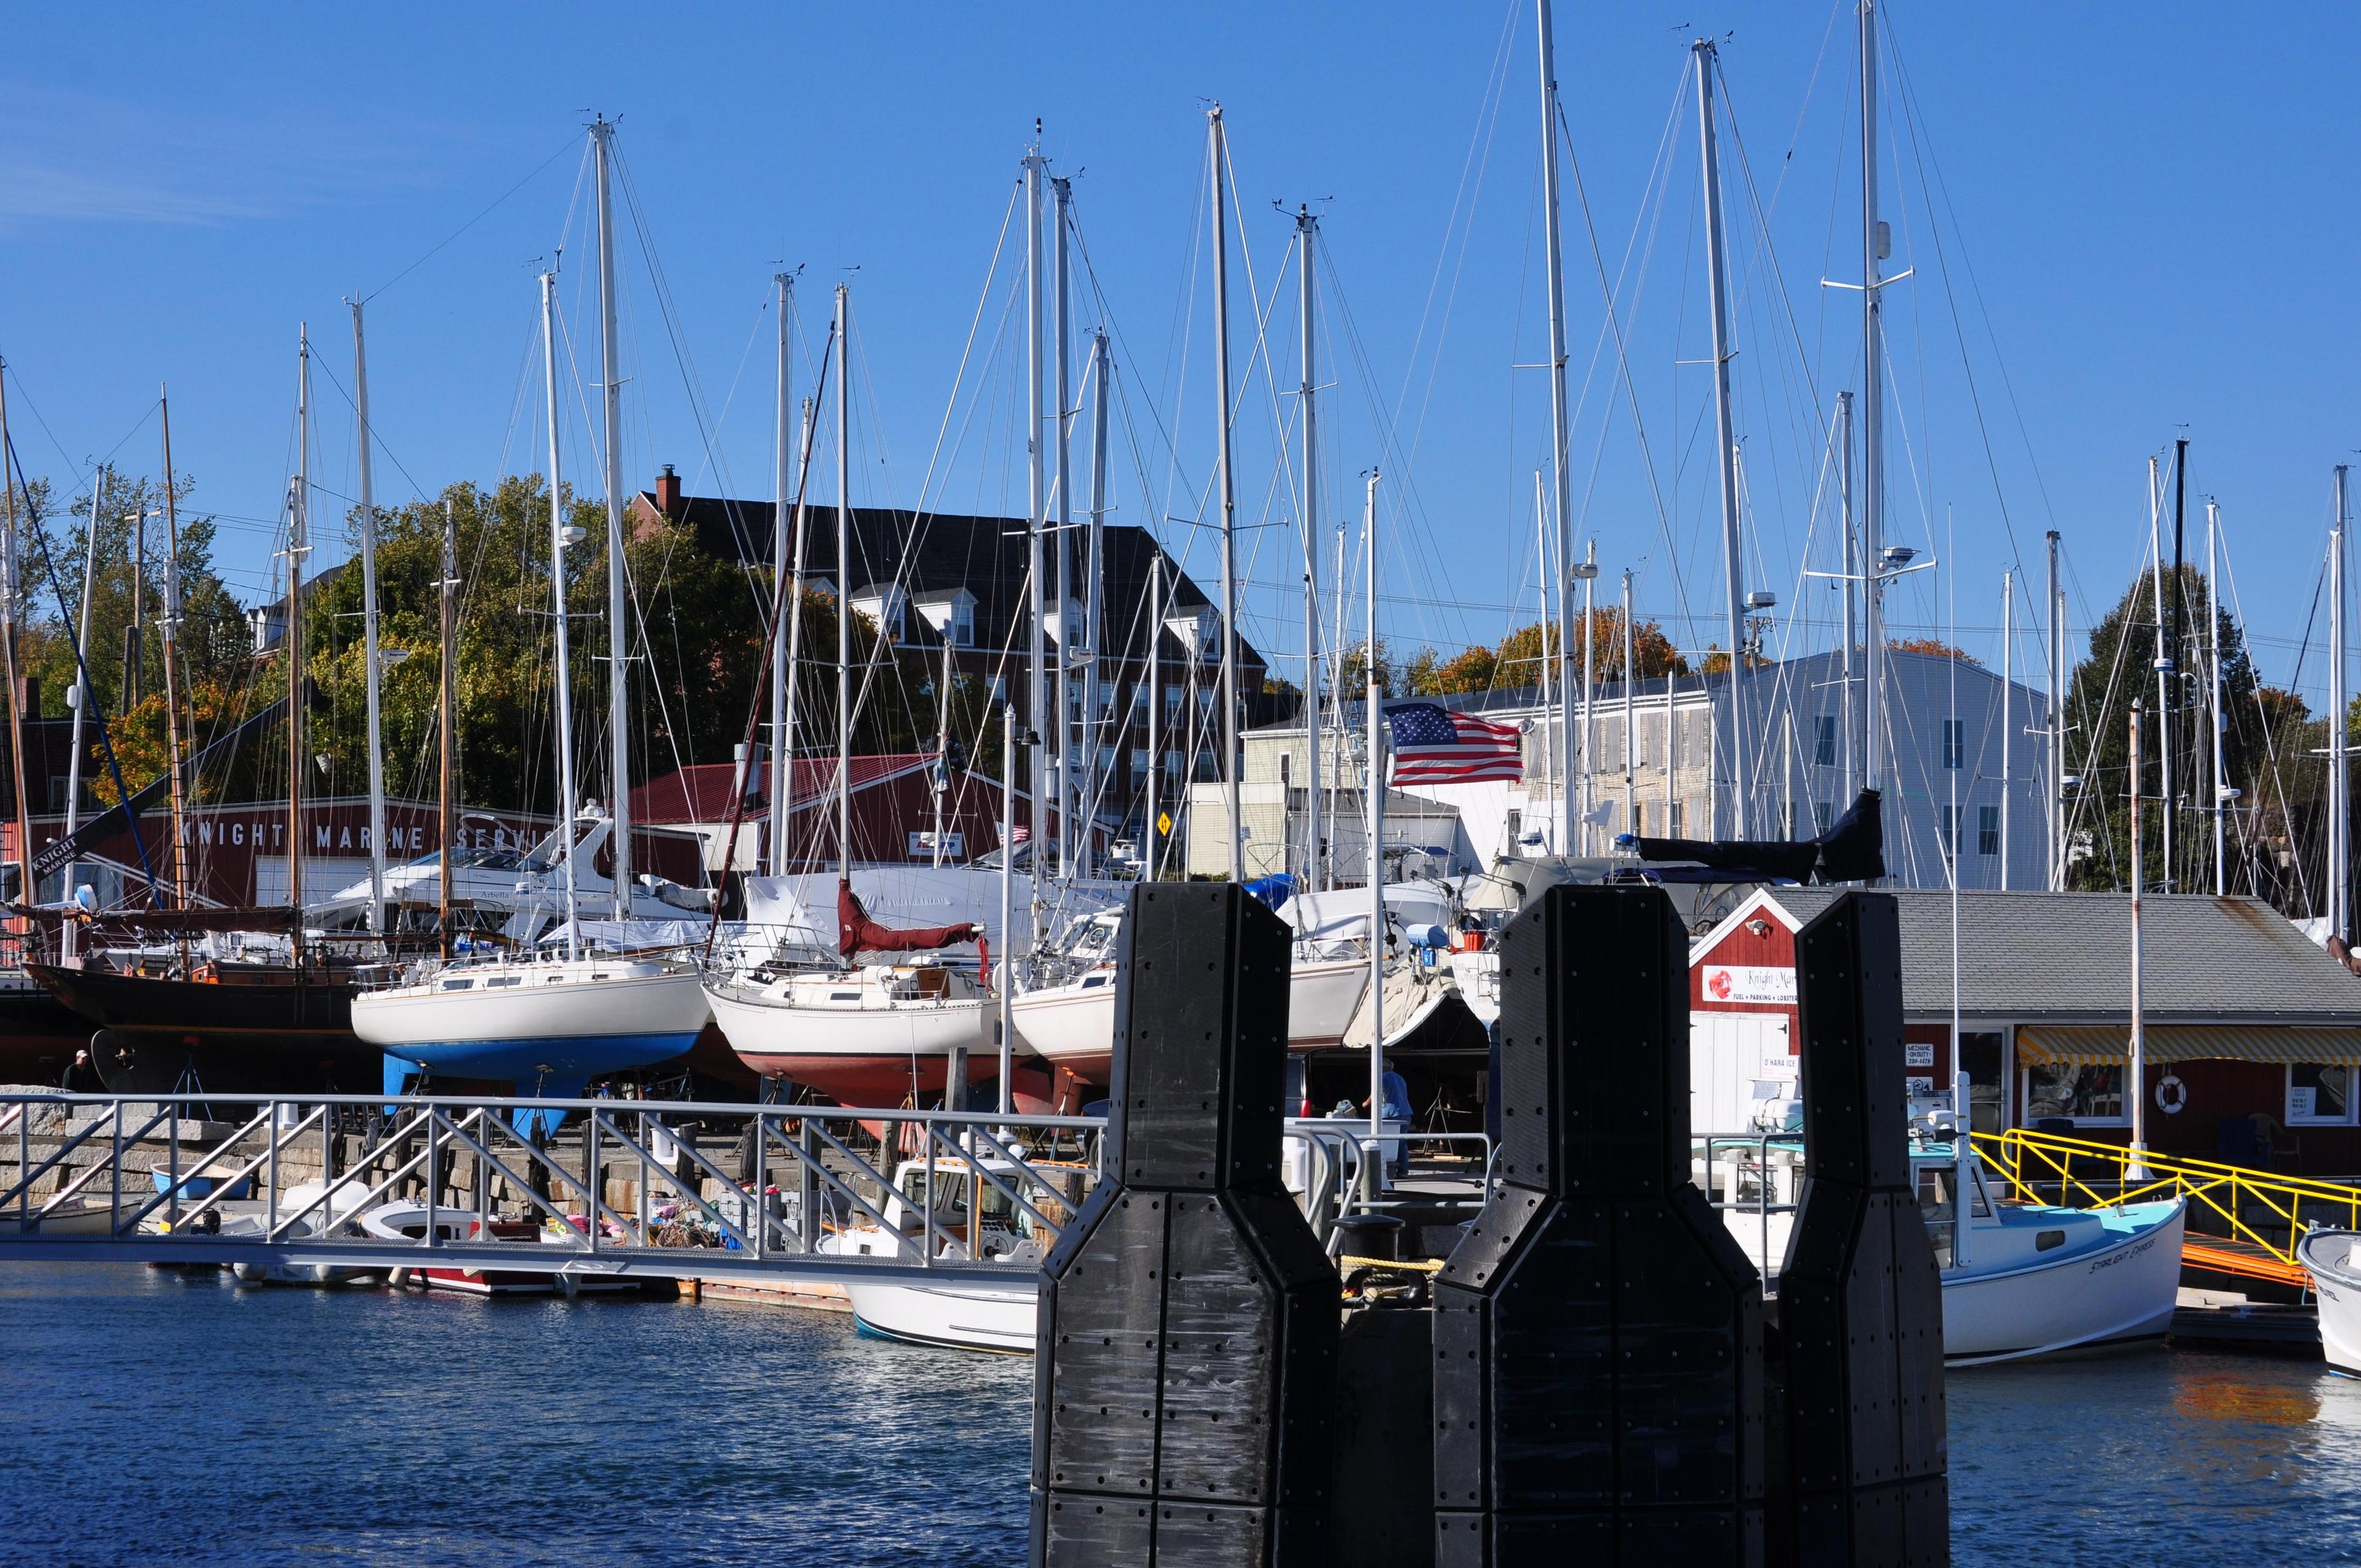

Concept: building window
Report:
left=1942, top=718, right=1965, bottom=772
left=2023, top=1063, right=2126, bottom=1125
left=1130, top=748, right=1149, bottom=775
left=1164, top=689, right=1182, bottom=719
left=1814, top=799, right=1833, bottom=832
left=1814, top=715, right=1837, bottom=767
left=2288, top=1064, right=2358, bottom=1126
left=1959, top=1031, right=2006, bottom=1134
left=1667, top=801, right=1684, bottom=836
left=1977, top=804, right=2000, bottom=858
left=1939, top=803, right=1960, bottom=858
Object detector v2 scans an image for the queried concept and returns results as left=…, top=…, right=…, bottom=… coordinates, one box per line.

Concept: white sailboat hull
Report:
left=705, top=978, right=996, bottom=1104
left=352, top=961, right=711, bottom=1088
left=1014, top=954, right=1372, bottom=1082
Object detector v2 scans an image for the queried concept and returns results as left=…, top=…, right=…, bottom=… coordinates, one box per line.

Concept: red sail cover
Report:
left=836, top=878, right=983, bottom=960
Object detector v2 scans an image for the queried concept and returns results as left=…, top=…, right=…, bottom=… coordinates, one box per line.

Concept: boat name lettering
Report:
left=2086, top=1232, right=2157, bottom=1273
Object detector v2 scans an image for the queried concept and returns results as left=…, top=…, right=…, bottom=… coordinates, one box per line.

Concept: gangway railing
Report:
left=1973, top=1127, right=2361, bottom=1286
left=0, top=1091, right=1101, bottom=1289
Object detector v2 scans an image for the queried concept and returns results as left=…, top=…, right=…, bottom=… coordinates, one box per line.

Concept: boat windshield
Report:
left=398, top=845, right=527, bottom=873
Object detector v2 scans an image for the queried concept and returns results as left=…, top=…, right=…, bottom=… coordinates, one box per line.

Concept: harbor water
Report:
left=4, top=1263, right=2358, bottom=1566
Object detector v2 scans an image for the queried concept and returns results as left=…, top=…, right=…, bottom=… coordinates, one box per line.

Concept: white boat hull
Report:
left=353, top=962, right=711, bottom=1088
left=844, top=1277, right=1038, bottom=1354
left=1723, top=1197, right=2186, bottom=1365
left=1938, top=1201, right=2186, bottom=1364
left=1014, top=955, right=1372, bottom=1082
left=2299, top=1229, right=2361, bottom=1374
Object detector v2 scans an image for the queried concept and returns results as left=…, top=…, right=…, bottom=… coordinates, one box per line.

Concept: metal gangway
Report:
left=1973, top=1125, right=2361, bottom=1288
left=0, top=1091, right=1102, bottom=1289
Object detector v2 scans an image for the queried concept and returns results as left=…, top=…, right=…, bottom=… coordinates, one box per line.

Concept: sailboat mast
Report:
left=351, top=303, right=387, bottom=933
left=1999, top=572, right=2012, bottom=890
left=541, top=271, right=582, bottom=962
left=1532, top=472, right=1552, bottom=835
left=1085, top=326, right=1110, bottom=883
left=1297, top=207, right=1323, bottom=892
left=1145, top=550, right=1161, bottom=881
left=781, top=394, right=815, bottom=877
left=1621, top=571, right=1636, bottom=835
left=440, top=499, right=456, bottom=959
left=2333, top=467, right=2349, bottom=945
left=1860, top=0, right=1889, bottom=804
left=63, top=467, right=101, bottom=930
left=2207, top=500, right=2226, bottom=897
left=1022, top=144, right=1048, bottom=938
left=1536, top=0, right=1576, bottom=858
left=771, top=272, right=794, bottom=878
left=2148, top=455, right=2173, bottom=892
left=288, top=325, right=310, bottom=943
left=1694, top=38, right=1749, bottom=838
left=1838, top=390, right=1859, bottom=799
left=2047, top=528, right=2063, bottom=891
left=157, top=390, right=189, bottom=912
left=592, top=116, right=631, bottom=918
left=1209, top=105, right=1243, bottom=884
left=836, top=283, right=853, bottom=884
left=1364, top=468, right=1384, bottom=1152
left=1054, top=175, right=1076, bottom=882
left=0, top=358, right=30, bottom=920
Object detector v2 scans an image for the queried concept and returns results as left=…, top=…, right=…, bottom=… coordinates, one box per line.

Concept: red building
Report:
left=1688, top=887, right=2361, bottom=1179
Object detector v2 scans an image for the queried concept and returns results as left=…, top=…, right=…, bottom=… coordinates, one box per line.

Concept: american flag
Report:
left=1384, top=702, right=1525, bottom=784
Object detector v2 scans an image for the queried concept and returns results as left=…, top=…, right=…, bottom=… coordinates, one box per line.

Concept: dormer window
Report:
left=914, top=588, right=978, bottom=649
left=849, top=584, right=909, bottom=641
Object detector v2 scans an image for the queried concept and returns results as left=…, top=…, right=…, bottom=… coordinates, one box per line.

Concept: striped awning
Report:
left=2014, top=1024, right=2361, bottom=1067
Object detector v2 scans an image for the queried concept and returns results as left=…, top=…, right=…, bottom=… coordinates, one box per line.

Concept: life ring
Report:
left=2154, top=1074, right=2188, bottom=1115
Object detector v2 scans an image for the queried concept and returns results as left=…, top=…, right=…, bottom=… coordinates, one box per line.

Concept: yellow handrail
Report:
left=1971, top=1127, right=2361, bottom=1273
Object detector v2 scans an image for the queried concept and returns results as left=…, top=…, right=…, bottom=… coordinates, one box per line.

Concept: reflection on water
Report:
left=6, top=1266, right=2361, bottom=1564
left=1952, top=1350, right=2361, bottom=1566
left=0, top=1265, right=1032, bottom=1568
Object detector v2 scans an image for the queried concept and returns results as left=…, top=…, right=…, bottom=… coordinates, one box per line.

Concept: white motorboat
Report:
left=224, top=1181, right=378, bottom=1286
left=2298, top=1228, right=2361, bottom=1374
left=706, top=959, right=1000, bottom=1106
left=1011, top=909, right=1371, bottom=1083
left=821, top=1155, right=1083, bottom=1353
left=354, top=952, right=712, bottom=1103
left=358, top=1199, right=637, bottom=1297
left=1718, top=1141, right=2186, bottom=1365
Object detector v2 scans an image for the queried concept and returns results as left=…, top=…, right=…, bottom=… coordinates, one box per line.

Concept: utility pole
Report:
left=1209, top=106, right=1244, bottom=884
left=351, top=301, right=387, bottom=933
left=1694, top=38, right=1750, bottom=838
left=1297, top=206, right=1324, bottom=890
left=592, top=116, right=632, bottom=917
left=1536, top=0, right=1577, bottom=857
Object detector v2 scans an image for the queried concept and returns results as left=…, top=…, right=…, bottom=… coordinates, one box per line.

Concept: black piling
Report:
left=1030, top=883, right=1339, bottom=1566
left=1770, top=893, right=1948, bottom=1565
left=1432, top=884, right=1765, bottom=1565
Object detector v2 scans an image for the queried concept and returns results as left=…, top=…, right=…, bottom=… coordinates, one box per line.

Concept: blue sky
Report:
left=4, top=3, right=2357, bottom=709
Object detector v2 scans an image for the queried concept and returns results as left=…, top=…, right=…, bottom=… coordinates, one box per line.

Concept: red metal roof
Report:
left=630, top=754, right=936, bottom=825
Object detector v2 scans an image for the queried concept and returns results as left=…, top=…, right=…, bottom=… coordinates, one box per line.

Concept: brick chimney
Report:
left=654, top=463, right=682, bottom=519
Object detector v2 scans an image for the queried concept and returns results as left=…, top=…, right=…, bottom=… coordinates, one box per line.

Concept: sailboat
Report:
left=703, top=282, right=1005, bottom=1107
left=33, top=329, right=388, bottom=1096
left=352, top=137, right=708, bottom=1105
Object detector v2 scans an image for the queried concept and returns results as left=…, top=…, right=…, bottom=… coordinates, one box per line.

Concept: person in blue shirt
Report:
left=1361, top=1068, right=1414, bottom=1174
